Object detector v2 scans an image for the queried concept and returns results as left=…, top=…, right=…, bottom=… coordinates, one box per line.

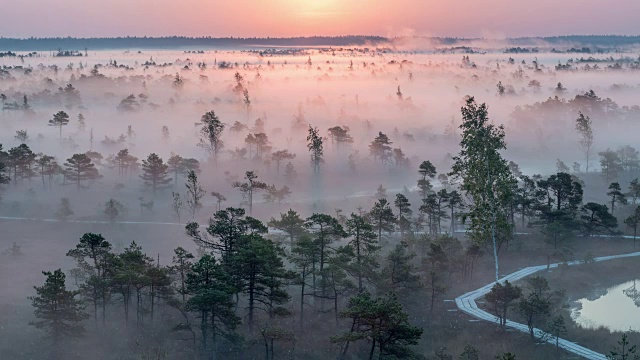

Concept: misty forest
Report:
left=3, top=38, right=640, bottom=360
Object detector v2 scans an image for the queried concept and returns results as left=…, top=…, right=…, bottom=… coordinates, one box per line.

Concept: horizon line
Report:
left=3, top=34, right=640, bottom=41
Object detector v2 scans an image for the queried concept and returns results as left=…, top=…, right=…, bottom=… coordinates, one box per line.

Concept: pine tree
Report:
left=394, top=194, right=412, bottom=237
left=608, top=182, right=628, bottom=215
left=232, top=234, right=291, bottom=331
left=485, top=280, right=522, bottom=329
left=332, top=292, right=423, bottom=359
left=271, top=149, right=296, bottom=174
left=171, top=247, right=194, bottom=304
left=185, top=255, right=239, bottom=358
left=624, top=206, right=640, bottom=249
left=290, top=235, right=318, bottom=328
left=369, top=198, right=396, bottom=242
left=29, top=269, right=89, bottom=349
left=369, top=132, right=393, bottom=165
left=345, top=214, right=380, bottom=292
left=140, top=153, right=171, bottom=194
left=66, top=233, right=112, bottom=324
left=64, top=153, right=100, bottom=189
left=268, top=209, right=306, bottom=247
left=48, top=111, right=70, bottom=139
left=232, top=171, right=267, bottom=215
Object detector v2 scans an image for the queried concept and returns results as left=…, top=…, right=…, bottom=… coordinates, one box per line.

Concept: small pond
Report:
left=571, top=279, right=640, bottom=332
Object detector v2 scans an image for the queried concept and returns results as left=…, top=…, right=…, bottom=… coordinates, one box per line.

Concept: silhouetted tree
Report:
left=140, top=153, right=171, bottom=194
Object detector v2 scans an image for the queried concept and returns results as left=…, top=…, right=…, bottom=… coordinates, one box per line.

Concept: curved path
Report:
left=455, top=251, right=640, bottom=360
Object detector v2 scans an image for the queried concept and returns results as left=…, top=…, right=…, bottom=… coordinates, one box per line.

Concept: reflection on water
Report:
left=571, top=280, right=640, bottom=332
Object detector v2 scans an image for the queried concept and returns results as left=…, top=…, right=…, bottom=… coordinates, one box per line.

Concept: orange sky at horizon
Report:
left=1, top=0, right=639, bottom=38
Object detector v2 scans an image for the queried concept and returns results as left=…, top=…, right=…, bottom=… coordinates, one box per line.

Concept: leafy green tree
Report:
left=369, top=198, right=396, bottom=242
left=332, top=292, right=423, bottom=360
left=268, top=209, right=306, bottom=247
left=485, top=280, right=522, bottom=329
left=185, top=170, right=206, bottom=219
left=232, top=171, right=267, bottom=214
left=307, top=125, right=324, bottom=173
left=140, top=153, right=171, bottom=194
left=580, top=202, right=618, bottom=237
left=198, top=110, right=225, bottom=163
left=29, top=269, right=89, bottom=349
left=608, top=182, right=628, bottom=215
left=185, top=255, right=239, bottom=358
left=575, top=112, right=594, bottom=173
left=64, top=153, right=101, bottom=189
left=345, top=214, right=380, bottom=292
left=449, top=97, right=516, bottom=281
left=48, top=110, right=70, bottom=139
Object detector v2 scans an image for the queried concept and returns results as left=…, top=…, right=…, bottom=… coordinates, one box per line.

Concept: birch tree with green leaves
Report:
left=449, top=97, right=516, bottom=281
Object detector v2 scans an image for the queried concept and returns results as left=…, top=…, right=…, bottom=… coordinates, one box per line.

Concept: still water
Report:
left=571, top=280, right=640, bottom=332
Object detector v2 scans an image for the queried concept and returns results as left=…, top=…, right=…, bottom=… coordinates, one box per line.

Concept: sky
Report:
left=1, top=0, right=639, bottom=38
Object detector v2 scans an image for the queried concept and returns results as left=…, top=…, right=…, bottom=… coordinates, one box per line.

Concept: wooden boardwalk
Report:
left=455, top=251, right=640, bottom=360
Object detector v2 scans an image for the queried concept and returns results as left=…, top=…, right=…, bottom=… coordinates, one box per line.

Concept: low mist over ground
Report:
left=2, top=38, right=640, bottom=359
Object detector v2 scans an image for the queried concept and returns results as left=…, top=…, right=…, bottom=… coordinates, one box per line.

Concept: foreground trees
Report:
left=29, top=269, right=89, bottom=350
left=332, top=292, right=423, bottom=360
